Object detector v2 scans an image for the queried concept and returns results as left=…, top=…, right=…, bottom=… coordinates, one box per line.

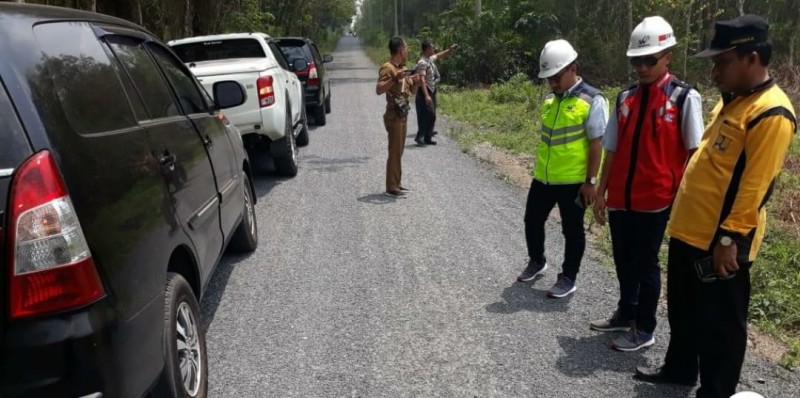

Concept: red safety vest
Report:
left=607, top=73, right=692, bottom=211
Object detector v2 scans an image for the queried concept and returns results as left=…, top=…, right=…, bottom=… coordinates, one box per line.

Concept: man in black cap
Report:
left=634, top=14, right=797, bottom=398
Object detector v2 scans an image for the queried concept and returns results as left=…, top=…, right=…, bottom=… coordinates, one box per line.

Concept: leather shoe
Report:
left=634, top=366, right=696, bottom=386
left=424, top=140, right=437, bottom=145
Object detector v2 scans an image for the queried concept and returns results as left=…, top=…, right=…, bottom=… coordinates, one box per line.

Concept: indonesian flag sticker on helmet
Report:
left=627, top=16, right=677, bottom=57
left=538, top=39, right=578, bottom=79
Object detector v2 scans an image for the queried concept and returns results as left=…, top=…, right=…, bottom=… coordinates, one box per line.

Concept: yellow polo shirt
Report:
left=667, top=80, right=797, bottom=261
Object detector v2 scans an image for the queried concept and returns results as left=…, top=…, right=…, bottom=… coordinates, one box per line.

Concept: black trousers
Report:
left=415, top=89, right=437, bottom=141
left=524, top=180, right=585, bottom=281
left=664, top=238, right=752, bottom=398
left=608, top=209, right=670, bottom=334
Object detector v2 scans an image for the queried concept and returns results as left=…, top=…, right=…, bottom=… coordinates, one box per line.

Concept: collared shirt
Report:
left=603, top=88, right=703, bottom=152
left=416, top=54, right=440, bottom=93
left=378, top=62, right=413, bottom=113
left=559, top=78, right=609, bottom=140
left=668, top=79, right=797, bottom=261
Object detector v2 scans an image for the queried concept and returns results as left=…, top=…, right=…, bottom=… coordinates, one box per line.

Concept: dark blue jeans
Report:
left=415, top=89, right=436, bottom=141
left=608, top=209, right=670, bottom=334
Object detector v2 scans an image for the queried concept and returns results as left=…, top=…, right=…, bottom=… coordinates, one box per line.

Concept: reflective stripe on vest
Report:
left=534, top=82, right=598, bottom=184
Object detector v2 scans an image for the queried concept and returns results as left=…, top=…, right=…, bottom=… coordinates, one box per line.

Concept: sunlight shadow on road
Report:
left=485, top=281, right=572, bottom=314
left=632, top=382, right=694, bottom=398
left=357, top=193, right=398, bottom=205
left=200, top=252, right=257, bottom=328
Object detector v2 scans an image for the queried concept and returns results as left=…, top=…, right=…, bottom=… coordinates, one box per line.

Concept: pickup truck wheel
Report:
left=296, top=106, right=310, bottom=147
left=163, top=273, right=208, bottom=398
left=324, top=94, right=332, bottom=114
left=228, top=173, right=258, bottom=253
left=274, top=111, right=299, bottom=177
left=313, top=104, right=327, bottom=126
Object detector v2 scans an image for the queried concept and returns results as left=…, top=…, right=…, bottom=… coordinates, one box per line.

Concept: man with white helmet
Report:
left=591, top=16, right=704, bottom=351
left=517, top=39, right=608, bottom=299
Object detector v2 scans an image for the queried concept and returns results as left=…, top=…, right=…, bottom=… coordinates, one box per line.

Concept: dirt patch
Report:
left=469, top=142, right=534, bottom=189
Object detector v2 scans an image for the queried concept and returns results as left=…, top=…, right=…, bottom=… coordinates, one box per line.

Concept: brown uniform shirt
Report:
left=378, top=62, right=413, bottom=114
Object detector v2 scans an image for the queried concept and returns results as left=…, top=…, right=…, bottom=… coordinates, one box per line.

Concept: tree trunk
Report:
left=684, top=0, right=694, bottom=78
left=393, top=0, right=398, bottom=36
left=184, top=0, right=193, bottom=37
left=737, top=0, right=746, bottom=16
left=475, top=0, right=481, bottom=17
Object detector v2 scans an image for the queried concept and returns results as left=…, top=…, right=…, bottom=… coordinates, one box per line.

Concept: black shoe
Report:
left=384, top=190, right=407, bottom=199
left=634, top=366, right=696, bottom=386
left=432, top=130, right=439, bottom=136
left=517, top=260, right=548, bottom=282
left=424, top=140, right=437, bottom=145
left=414, top=137, right=426, bottom=146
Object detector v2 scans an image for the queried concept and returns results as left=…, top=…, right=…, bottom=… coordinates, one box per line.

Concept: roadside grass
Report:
left=437, top=76, right=800, bottom=369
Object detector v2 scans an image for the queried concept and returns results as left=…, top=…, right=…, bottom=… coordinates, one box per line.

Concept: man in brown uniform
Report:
left=376, top=37, right=420, bottom=198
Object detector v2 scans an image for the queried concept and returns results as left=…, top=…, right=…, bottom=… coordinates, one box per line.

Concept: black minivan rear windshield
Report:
left=171, top=39, right=266, bottom=63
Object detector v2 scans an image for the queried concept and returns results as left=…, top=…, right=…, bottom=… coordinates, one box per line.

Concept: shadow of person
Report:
left=632, top=379, right=695, bottom=398
left=554, top=334, right=650, bottom=378
left=485, top=281, right=573, bottom=315
left=357, top=193, right=397, bottom=205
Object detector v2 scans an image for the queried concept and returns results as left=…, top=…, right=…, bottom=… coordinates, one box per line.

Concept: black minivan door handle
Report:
left=158, top=152, right=177, bottom=171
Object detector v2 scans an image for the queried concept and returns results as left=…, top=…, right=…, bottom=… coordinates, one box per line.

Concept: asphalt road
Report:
left=200, top=37, right=799, bottom=397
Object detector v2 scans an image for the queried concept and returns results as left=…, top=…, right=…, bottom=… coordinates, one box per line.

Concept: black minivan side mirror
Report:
left=292, top=58, right=309, bottom=72
left=212, top=81, right=246, bottom=110
left=323, top=54, right=333, bottom=64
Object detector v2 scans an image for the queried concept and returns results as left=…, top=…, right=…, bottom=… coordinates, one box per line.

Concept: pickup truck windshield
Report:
left=172, top=39, right=266, bottom=63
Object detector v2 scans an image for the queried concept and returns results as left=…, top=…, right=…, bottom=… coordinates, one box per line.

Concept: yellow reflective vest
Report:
left=534, top=82, right=602, bottom=184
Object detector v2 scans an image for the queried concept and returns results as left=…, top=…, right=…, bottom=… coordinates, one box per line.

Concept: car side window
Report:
left=0, top=81, right=31, bottom=169
left=269, top=42, right=291, bottom=70
left=32, top=22, right=137, bottom=134
left=105, top=35, right=180, bottom=120
left=310, top=43, right=324, bottom=66
left=147, top=43, right=209, bottom=115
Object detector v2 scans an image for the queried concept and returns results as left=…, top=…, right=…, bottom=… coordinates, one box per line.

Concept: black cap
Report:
left=695, top=14, right=769, bottom=57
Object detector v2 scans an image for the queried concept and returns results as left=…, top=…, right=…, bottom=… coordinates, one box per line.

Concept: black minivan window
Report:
left=106, top=36, right=180, bottom=120
left=0, top=82, right=31, bottom=170
left=147, top=44, right=208, bottom=115
left=32, top=22, right=137, bottom=135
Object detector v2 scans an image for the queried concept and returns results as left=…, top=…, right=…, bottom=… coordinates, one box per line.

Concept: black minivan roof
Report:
left=0, top=3, right=151, bottom=34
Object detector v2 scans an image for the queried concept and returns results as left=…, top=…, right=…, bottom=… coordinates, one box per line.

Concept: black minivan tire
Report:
left=313, top=104, right=327, bottom=126
left=324, top=94, right=331, bottom=114
left=228, top=173, right=258, bottom=253
left=296, top=106, right=310, bottom=147
left=274, top=110, right=299, bottom=177
left=163, top=273, right=208, bottom=398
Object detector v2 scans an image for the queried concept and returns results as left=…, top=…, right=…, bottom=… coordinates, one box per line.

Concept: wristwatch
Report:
left=585, top=176, right=597, bottom=185
left=719, top=235, right=735, bottom=247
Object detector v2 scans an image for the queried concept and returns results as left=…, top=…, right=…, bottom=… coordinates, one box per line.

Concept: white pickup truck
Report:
left=169, top=33, right=309, bottom=176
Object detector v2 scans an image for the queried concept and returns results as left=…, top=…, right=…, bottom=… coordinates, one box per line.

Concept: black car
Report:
left=0, top=4, right=258, bottom=397
left=275, top=37, right=333, bottom=126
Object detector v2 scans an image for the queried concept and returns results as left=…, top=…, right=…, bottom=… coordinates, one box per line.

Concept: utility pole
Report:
left=476, top=0, right=481, bottom=17
left=394, top=0, right=399, bottom=36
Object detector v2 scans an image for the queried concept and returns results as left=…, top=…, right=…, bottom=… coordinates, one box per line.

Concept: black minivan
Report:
left=0, top=4, right=258, bottom=398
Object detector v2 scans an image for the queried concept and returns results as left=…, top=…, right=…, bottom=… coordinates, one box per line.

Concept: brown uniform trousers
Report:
left=383, top=109, right=407, bottom=192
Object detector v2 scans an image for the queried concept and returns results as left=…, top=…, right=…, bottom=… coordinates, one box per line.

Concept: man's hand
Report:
left=713, top=241, right=739, bottom=278
left=593, top=194, right=607, bottom=225
left=425, top=95, right=433, bottom=107
left=579, top=183, right=597, bottom=208
left=449, top=44, right=459, bottom=52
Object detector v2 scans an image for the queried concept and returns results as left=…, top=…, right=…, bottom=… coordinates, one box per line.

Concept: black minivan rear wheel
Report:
left=163, top=273, right=208, bottom=398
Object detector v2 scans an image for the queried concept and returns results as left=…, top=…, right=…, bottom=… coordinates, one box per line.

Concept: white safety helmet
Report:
left=627, top=16, right=677, bottom=57
left=730, top=393, right=765, bottom=398
left=538, top=39, right=578, bottom=78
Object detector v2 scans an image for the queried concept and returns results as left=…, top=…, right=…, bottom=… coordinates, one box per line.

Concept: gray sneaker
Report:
left=590, top=310, right=632, bottom=332
left=547, top=274, right=576, bottom=298
left=517, top=260, right=548, bottom=282
left=611, top=327, right=655, bottom=352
